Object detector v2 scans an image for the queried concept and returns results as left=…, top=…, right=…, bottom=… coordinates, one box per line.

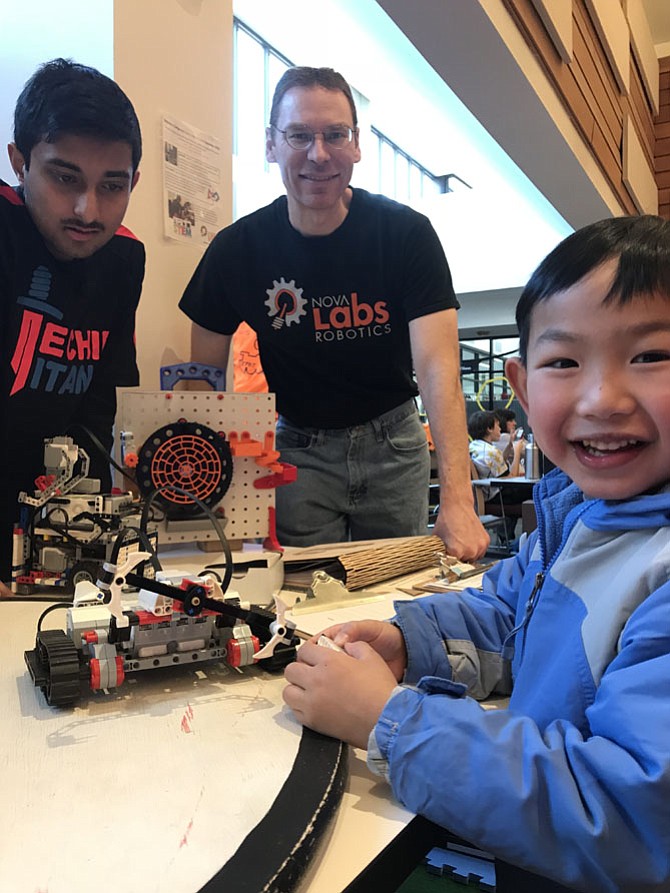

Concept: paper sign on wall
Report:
left=162, top=115, right=223, bottom=246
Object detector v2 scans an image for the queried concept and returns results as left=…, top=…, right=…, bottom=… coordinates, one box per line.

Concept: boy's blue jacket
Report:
left=369, top=469, right=670, bottom=892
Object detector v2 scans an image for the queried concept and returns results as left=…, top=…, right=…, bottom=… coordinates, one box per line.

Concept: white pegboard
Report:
left=117, top=391, right=278, bottom=543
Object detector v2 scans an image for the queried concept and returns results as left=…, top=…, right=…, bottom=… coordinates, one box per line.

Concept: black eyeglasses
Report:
left=274, top=126, right=355, bottom=151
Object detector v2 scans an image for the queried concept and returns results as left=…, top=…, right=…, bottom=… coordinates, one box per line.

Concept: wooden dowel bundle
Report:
left=336, top=535, right=444, bottom=590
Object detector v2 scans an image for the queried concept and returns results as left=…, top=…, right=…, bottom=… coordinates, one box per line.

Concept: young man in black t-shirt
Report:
left=0, top=59, right=144, bottom=594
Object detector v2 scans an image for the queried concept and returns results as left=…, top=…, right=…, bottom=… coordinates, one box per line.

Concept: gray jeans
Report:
left=275, top=400, right=430, bottom=546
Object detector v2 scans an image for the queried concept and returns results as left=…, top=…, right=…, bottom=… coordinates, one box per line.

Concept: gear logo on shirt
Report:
left=264, top=278, right=307, bottom=330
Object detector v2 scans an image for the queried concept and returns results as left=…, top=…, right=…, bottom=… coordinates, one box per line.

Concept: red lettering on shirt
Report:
left=40, top=323, right=68, bottom=357
left=311, top=294, right=390, bottom=332
left=8, top=310, right=112, bottom=395
left=331, top=307, right=351, bottom=329
left=312, top=309, right=330, bottom=330
left=374, top=301, right=390, bottom=324
left=10, top=310, right=42, bottom=395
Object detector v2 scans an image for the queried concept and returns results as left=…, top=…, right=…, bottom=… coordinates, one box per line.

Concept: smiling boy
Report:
left=283, top=216, right=670, bottom=892
left=0, top=59, right=143, bottom=594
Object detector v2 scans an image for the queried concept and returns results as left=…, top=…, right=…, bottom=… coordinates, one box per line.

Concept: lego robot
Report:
left=12, top=435, right=155, bottom=593
left=24, top=549, right=300, bottom=707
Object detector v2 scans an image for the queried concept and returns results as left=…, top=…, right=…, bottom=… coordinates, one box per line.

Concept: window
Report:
left=233, top=19, right=291, bottom=218
left=369, top=127, right=442, bottom=204
left=460, top=337, right=526, bottom=428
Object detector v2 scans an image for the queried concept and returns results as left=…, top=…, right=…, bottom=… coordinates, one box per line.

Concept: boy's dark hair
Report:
left=516, top=215, right=670, bottom=362
left=269, top=66, right=358, bottom=129
left=494, top=408, right=516, bottom=428
left=468, top=410, right=498, bottom=441
left=14, top=58, right=142, bottom=172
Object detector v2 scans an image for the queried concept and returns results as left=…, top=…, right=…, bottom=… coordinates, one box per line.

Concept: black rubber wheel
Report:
left=37, top=629, right=82, bottom=706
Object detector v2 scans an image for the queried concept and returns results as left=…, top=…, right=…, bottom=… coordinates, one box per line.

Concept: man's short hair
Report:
left=269, top=66, right=358, bottom=129
left=14, top=58, right=142, bottom=172
left=468, top=411, right=497, bottom=441
left=516, top=215, right=670, bottom=363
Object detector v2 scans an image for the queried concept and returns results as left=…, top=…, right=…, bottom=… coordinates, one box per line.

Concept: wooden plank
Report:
left=530, top=0, right=573, bottom=62
left=656, top=154, right=670, bottom=174
left=623, top=113, right=659, bottom=213
left=503, top=0, right=563, bottom=64
left=589, top=124, right=636, bottom=215
left=503, top=0, right=598, bottom=147
left=574, top=3, right=622, bottom=120
left=583, top=0, right=630, bottom=94
left=502, top=0, right=643, bottom=213
left=656, top=137, right=670, bottom=158
left=572, top=18, right=621, bottom=148
left=624, top=0, right=660, bottom=114
left=590, top=119, right=625, bottom=189
left=628, top=69, right=655, bottom=164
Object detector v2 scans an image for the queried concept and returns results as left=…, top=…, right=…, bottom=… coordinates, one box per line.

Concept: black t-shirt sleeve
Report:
left=179, top=228, right=243, bottom=336
left=400, top=213, right=460, bottom=323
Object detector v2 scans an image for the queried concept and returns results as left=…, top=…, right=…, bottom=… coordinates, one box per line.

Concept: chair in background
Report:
left=470, top=461, right=510, bottom=554
left=428, top=480, right=440, bottom=529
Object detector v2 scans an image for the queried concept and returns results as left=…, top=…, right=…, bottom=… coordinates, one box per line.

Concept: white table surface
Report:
left=1, top=598, right=306, bottom=893
left=1, top=551, right=419, bottom=893
left=289, top=595, right=417, bottom=893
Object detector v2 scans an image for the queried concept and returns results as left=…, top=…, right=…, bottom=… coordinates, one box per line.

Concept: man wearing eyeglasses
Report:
left=180, top=66, right=488, bottom=561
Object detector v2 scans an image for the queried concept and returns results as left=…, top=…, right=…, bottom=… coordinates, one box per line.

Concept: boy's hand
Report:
left=283, top=640, right=399, bottom=748
left=319, top=620, right=407, bottom=681
left=0, top=581, right=13, bottom=598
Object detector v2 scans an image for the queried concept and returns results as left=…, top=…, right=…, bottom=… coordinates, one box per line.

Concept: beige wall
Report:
left=113, top=0, right=233, bottom=387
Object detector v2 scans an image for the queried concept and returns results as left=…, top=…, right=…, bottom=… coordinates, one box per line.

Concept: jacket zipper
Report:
left=502, top=485, right=592, bottom=663
left=501, top=571, right=544, bottom=661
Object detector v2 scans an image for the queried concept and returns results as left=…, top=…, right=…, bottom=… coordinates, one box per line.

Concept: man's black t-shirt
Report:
left=179, top=188, right=459, bottom=428
left=0, top=180, right=144, bottom=578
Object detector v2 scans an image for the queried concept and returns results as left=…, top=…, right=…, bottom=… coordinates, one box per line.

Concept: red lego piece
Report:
left=17, top=570, right=61, bottom=584
left=226, top=638, right=242, bottom=667
left=254, top=462, right=298, bottom=490
left=135, top=609, right=168, bottom=626
left=263, top=506, right=283, bottom=552
left=35, top=474, right=57, bottom=493
left=90, top=658, right=101, bottom=691
left=114, top=656, right=125, bottom=688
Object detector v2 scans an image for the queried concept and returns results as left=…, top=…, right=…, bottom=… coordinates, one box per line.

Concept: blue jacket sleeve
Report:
left=394, top=542, right=531, bottom=698
left=371, top=571, right=670, bottom=891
